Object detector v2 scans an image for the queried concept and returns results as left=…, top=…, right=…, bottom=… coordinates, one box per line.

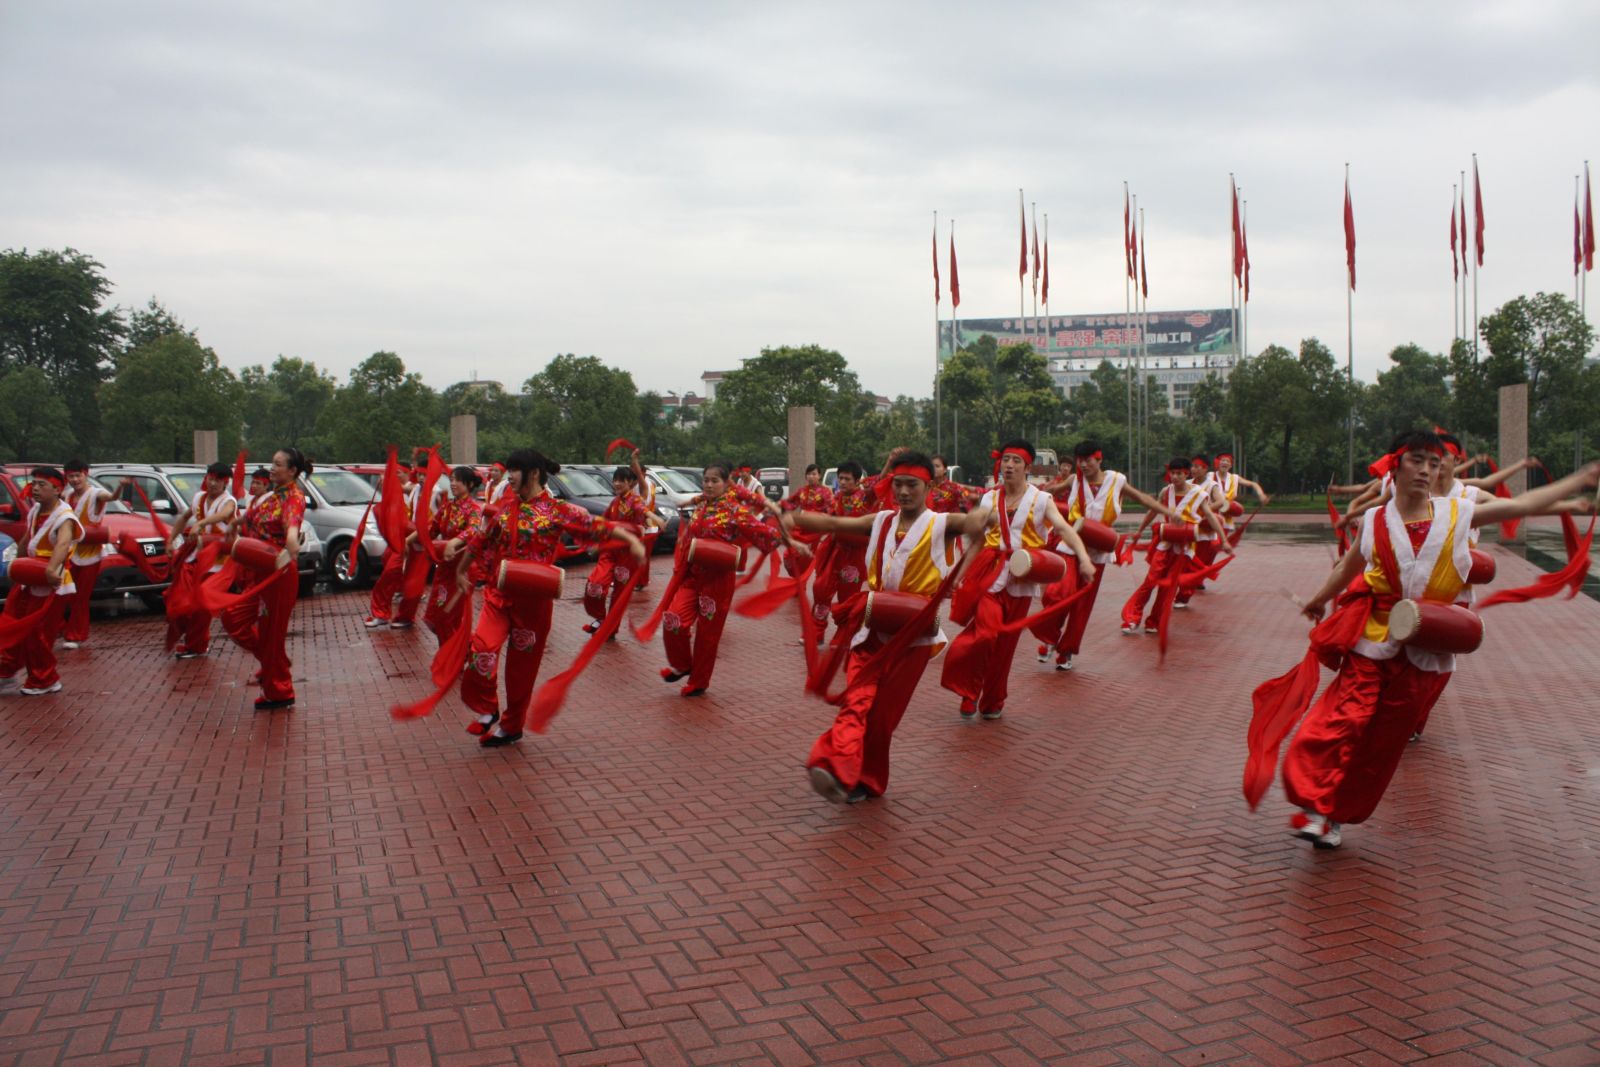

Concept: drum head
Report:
left=1387, top=599, right=1421, bottom=643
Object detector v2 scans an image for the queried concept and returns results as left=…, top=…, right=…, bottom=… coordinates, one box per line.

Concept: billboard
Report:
left=937, top=308, right=1238, bottom=363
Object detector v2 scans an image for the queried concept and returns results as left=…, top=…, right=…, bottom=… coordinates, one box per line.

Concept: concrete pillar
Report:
left=450, top=414, right=477, bottom=466
left=192, top=430, right=218, bottom=465
left=787, top=406, right=816, bottom=494
left=1498, top=383, right=1528, bottom=543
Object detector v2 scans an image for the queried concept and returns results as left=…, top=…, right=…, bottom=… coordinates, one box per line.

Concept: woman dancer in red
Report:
left=658, top=460, right=796, bottom=697
left=780, top=464, right=834, bottom=575
left=926, top=455, right=983, bottom=514
left=419, top=466, right=485, bottom=642
left=365, top=459, right=428, bottom=630
left=221, top=448, right=309, bottom=710
left=456, top=449, right=645, bottom=747
left=166, top=461, right=238, bottom=658
left=583, top=462, right=659, bottom=632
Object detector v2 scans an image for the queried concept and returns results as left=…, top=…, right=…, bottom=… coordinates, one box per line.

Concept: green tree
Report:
left=440, top=379, right=523, bottom=463
left=937, top=336, right=1064, bottom=452
left=1226, top=339, right=1354, bottom=491
left=0, top=247, right=124, bottom=450
left=1479, top=292, right=1595, bottom=466
left=100, top=333, right=243, bottom=462
left=0, top=367, right=75, bottom=459
left=121, top=298, right=195, bottom=359
left=1359, top=343, right=1451, bottom=451
left=317, top=351, right=441, bottom=460
left=241, top=356, right=338, bottom=457
left=713, top=345, right=868, bottom=462
left=522, top=354, right=640, bottom=460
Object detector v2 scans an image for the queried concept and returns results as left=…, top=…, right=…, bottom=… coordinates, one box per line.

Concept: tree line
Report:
left=2, top=246, right=1594, bottom=491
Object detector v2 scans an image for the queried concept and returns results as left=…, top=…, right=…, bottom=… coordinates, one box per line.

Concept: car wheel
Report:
left=328, top=540, right=365, bottom=588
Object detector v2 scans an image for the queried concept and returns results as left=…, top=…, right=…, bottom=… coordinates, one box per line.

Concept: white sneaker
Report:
left=1036, top=644, right=1050, bottom=663
left=980, top=708, right=1003, bottom=721
left=61, top=640, right=81, bottom=649
left=1120, top=624, right=1140, bottom=636
left=21, top=682, right=63, bottom=697
left=1144, top=626, right=1159, bottom=635
left=1291, top=811, right=1343, bottom=849
left=1055, top=656, right=1073, bottom=672
left=363, top=616, right=388, bottom=629
left=1173, top=602, right=1188, bottom=611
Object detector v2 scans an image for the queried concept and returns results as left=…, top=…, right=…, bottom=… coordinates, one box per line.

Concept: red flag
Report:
left=1459, top=188, right=1467, bottom=275
left=1451, top=192, right=1460, bottom=282
left=230, top=450, right=247, bottom=499
left=1018, top=193, right=1027, bottom=281
left=1130, top=202, right=1139, bottom=282
left=1343, top=174, right=1356, bottom=291
left=1031, top=210, right=1040, bottom=297
left=1139, top=224, right=1148, bottom=299
left=1578, top=184, right=1585, bottom=278
left=932, top=219, right=940, bottom=303
left=1473, top=157, right=1484, bottom=266
left=1585, top=162, right=1595, bottom=272
left=1041, top=234, right=1050, bottom=306
left=1230, top=179, right=1242, bottom=281
left=949, top=227, right=961, bottom=309
left=1242, top=215, right=1251, bottom=303
left=1124, top=187, right=1133, bottom=279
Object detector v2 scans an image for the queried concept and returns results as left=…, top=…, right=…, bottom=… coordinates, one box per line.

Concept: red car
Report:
left=0, top=464, right=175, bottom=606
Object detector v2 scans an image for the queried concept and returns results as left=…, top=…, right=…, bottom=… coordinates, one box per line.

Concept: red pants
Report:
left=1056, top=563, right=1106, bottom=656
left=221, top=567, right=299, bottom=701
left=808, top=636, right=932, bottom=796
left=422, top=565, right=469, bottom=641
left=1175, top=539, right=1219, bottom=605
left=1282, top=653, right=1451, bottom=824
left=171, top=563, right=218, bottom=654
left=459, top=589, right=552, bottom=735
left=662, top=566, right=736, bottom=690
left=1121, top=549, right=1189, bottom=631
left=62, top=559, right=102, bottom=643
left=583, top=551, right=641, bottom=622
left=812, top=542, right=867, bottom=627
left=940, top=589, right=1031, bottom=711
left=370, top=547, right=428, bottom=622
left=0, top=587, right=69, bottom=688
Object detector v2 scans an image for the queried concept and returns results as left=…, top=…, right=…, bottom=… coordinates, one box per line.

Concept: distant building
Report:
left=452, top=377, right=505, bottom=396
left=660, top=391, right=705, bottom=420
left=700, top=370, right=732, bottom=401
left=873, top=395, right=892, bottom=414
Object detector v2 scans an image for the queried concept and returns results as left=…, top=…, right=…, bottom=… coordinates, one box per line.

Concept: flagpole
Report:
left=1041, top=211, right=1049, bottom=366
left=1018, top=188, right=1026, bottom=330
left=1452, top=183, right=1460, bottom=342
left=1471, top=154, right=1480, bottom=362
left=1030, top=200, right=1039, bottom=347
left=1346, top=163, right=1355, bottom=485
left=1126, top=188, right=1134, bottom=479
left=934, top=210, right=941, bottom=457
left=1140, top=206, right=1149, bottom=487
left=1583, top=161, right=1591, bottom=322
left=1229, top=174, right=1238, bottom=372
left=1459, top=170, right=1467, bottom=344
left=1241, top=198, right=1249, bottom=361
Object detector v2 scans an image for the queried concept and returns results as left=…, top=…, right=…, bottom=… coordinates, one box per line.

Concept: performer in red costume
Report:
left=0, top=468, right=83, bottom=696
left=792, top=451, right=989, bottom=803
left=940, top=439, right=1096, bottom=720
left=419, top=466, right=485, bottom=642
left=583, top=462, right=659, bottom=631
left=165, top=461, right=238, bottom=658
left=220, top=448, right=309, bottom=711
left=455, top=448, right=645, bottom=746
left=1247, top=431, right=1599, bottom=849
left=1174, top=453, right=1271, bottom=606
left=1120, top=458, right=1231, bottom=638
left=365, top=458, right=431, bottom=629
left=811, top=461, right=878, bottom=639
left=779, top=464, right=834, bottom=575
left=927, top=455, right=984, bottom=514
left=1035, top=439, right=1174, bottom=670
left=59, top=459, right=116, bottom=649
left=657, top=459, right=799, bottom=697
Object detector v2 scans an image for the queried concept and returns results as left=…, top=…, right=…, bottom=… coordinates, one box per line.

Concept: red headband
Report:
left=34, top=472, right=65, bottom=489
left=1215, top=453, right=1233, bottom=463
left=1077, top=450, right=1103, bottom=463
left=891, top=464, right=934, bottom=483
left=1368, top=444, right=1446, bottom=478
left=1192, top=458, right=1209, bottom=469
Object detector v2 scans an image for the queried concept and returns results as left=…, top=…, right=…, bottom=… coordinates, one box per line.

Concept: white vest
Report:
left=1353, top=497, right=1476, bottom=673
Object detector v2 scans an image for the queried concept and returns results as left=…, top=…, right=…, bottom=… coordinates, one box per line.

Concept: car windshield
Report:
left=86, top=476, right=135, bottom=514
left=167, top=472, right=205, bottom=502
left=308, top=469, right=376, bottom=506
left=653, top=468, right=700, bottom=493
left=551, top=469, right=609, bottom=497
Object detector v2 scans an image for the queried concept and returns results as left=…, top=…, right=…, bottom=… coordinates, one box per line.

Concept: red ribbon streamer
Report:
left=389, top=589, right=476, bottom=721
left=605, top=438, right=639, bottom=458
left=526, top=561, right=648, bottom=733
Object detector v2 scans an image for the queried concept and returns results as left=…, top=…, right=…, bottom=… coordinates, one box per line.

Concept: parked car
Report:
left=90, top=463, right=324, bottom=596
left=566, top=464, right=680, bottom=552
left=0, top=464, right=175, bottom=607
left=297, top=467, right=391, bottom=589
left=671, top=466, right=705, bottom=490
left=757, top=467, right=788, bottom=503
left=646, top=466, right=701, bottom=509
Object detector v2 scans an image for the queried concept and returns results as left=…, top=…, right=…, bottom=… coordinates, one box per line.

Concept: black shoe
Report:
left=254, top=697, right=294, bottom=711
left=680, top=686, right=707, bottom=698
left=479, top=730, right=523, bottom=748
left=845, top=785, right=871, bottom=804
left=660, top=668, right=688, bottom=683
left=583, top=621, right=601, bottom=634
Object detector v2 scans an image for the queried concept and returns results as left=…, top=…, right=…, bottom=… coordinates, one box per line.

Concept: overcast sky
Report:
left=4, top=1, right=1597, bottom=399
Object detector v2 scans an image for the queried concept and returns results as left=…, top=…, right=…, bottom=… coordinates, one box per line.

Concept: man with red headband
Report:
left=1121, top=458, right=1231, bottom=638
left=0, top=468, right=83, bottom=696
left=1175, top=452, right=1270, bottom=607
left=792, top=451, right=992, bottom=802
left=941, top=439, right=1096, bottom=720
left=1247, top=431, right=1600, bottom=849
left=1035, top=439, right=1175, bottom=670
left=59, top=459, right=116, bottom=649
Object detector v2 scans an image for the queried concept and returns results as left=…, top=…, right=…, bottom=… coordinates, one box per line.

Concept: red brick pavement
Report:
left=2, top=540, right=1598, bottom=1065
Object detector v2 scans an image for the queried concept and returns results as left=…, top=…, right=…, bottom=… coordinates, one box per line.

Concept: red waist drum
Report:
left=7, top=557, right=51, bottom=586
left=686, top=538, right=740, bottom=573
left=1388, top=599, right=1483, bottom=655
left=1075, top=518, right=1119, bottom=554
left=497, top=560, right=562, bottom=601
left=79, top=523, right=112, bottom=546
left=862, top=590, right=938, bottom=636
left=1007, top=547, right=1068, bottom=584
left=1226, top=500, right=1245, bottom=517
left=231, top=537, right=284, bottom=573
left=1158, top=522, right=1198, bottom=544
left=1466, top=549, right=1495, bottom=585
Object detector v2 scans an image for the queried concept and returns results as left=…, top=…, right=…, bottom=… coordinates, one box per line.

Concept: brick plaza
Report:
left=2, top=534, right=1598, bottom=1065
